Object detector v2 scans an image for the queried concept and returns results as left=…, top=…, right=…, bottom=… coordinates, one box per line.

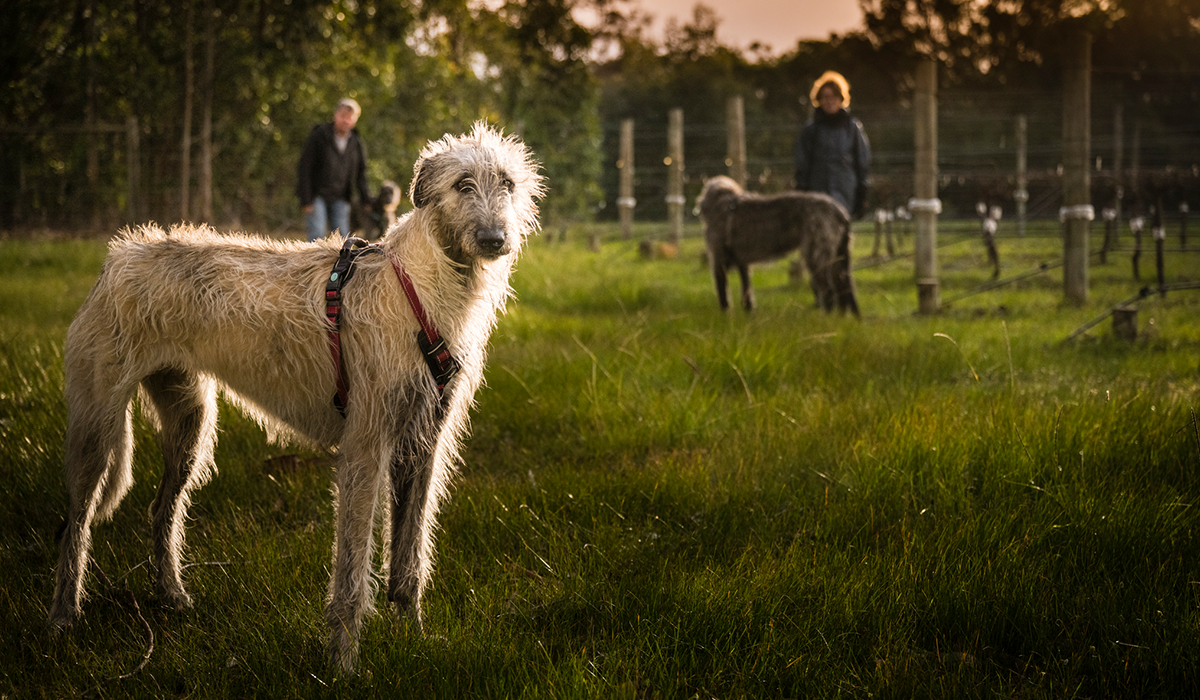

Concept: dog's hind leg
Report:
left=711, top=258, right=731, bottom=311
left=49, top=365, right=138, bottom=629
left=836, top=261, right=860, bottom=317
left=835, top=230, right=860, bottom=317
left=820, top=270, right=838, bottom=312
left=808, top=276, right=825, bottom=310
left=737, top=263, right=755, bottom=311
left=805, top=246, right=838, bottom=313
left=141, top=368, right=218, bottom=609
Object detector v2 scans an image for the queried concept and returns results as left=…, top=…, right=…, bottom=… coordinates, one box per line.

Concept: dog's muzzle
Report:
left=475, top=228, right=507, bottom=256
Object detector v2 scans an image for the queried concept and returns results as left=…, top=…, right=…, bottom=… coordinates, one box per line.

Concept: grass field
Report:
left=1, top=220, right=1198, bottom=698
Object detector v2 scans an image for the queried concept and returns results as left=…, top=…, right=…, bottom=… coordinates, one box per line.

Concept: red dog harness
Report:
left=391, top=260, right=461, bottom=393
left=325, top=238, right=460, bottom=416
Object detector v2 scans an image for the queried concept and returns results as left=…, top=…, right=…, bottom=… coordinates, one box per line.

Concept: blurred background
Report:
left=2, top=0, right=1198, bottom=233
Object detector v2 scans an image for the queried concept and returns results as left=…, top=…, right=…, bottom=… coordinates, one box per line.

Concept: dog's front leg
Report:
left=325, top=444, right=386, bottom=673
left=387, top=393, right=447, bottom=631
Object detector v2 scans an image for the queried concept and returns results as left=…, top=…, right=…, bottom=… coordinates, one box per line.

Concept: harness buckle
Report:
left=416, top=329, right=461, bottom=390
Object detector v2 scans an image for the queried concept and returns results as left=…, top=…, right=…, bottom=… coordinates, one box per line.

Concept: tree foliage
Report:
left=4, top=0, right=1200, bottom=229
left=0, top=0, right=603, bottom=230
left=859, top=0, right=1200, bottom=86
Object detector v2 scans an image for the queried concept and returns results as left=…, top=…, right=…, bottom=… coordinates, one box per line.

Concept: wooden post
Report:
left=1112, top=305, right=1138, bottom=340
left=1112, top=104, right=1124, bottom=237
left=1101, top=207, right=1116, bottom=264
left=1061, top=30, right=1092, bottom=306
left=984, top=214, right=1000, bottom=280
left=1131, top=215, right=1144, bottom=280
left=125, top=115, right=140, bottom=223
left=618, top=118, right=634, bottom=241
left=180, top=0, right=194, bottom=222
left=1180, top=202, right=1189, bottom=247
left=885, top=209, right=895, bottom=257
left=1015, top=114, right=1028, bottom=237
left=1153, top=198, right=1166, bottom=292
left=912, top=59, right=940, bottom=314
left=1130, top=118, right=1141, bottom=197
left=872, top=209, right=883, bottom=259
left=726, top=96, right=746, bottom=188
left=85, top=0, right=99, bottom=228
left=198, top=0, right=215, bottom=223
left=666, top=108, right=684, bottom=245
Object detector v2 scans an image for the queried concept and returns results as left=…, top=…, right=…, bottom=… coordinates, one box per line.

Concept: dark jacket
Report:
left=296, top=122, right=371, bottom=206
left=794, top=108, right=870, bottom=217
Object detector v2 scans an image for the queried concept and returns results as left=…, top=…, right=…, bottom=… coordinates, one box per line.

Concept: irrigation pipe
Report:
left=852, top=233, right=977, bottom=271
left=942, top=259, right=1064, bottom=307
left=1061, top=281, right=1200, bottom=343
left=1107, top=246, right=1200, bottom=253
left=853, top=249, right=917, bottom=270
left=940, top=247, right=1113, bottom=307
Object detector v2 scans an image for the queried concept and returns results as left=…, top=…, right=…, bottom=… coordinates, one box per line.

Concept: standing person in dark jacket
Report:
left=794, top=71, right=871, bottom=218
left=297, top=98, right=372, bottom=241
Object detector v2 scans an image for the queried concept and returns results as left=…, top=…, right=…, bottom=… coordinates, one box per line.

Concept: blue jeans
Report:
left=305, top=196, right=352, bottom=242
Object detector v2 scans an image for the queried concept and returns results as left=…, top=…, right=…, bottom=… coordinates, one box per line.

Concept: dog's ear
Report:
left=411, top=154, right=447, bottom=209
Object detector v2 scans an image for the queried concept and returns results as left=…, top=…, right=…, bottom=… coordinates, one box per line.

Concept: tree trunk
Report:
left=1061, top=30, right=1091, bottom=306
left=666, top=108, right=684, bottom=245
left=180, top=0, right=194, bottom=222
left=618, top=119, right=634, bottom=240
left=85, top=0, right=99, bottom=228
left=198, top=0, right=214, bottom=223
left=913, top=59, right=940, bottom=314
left=725, top=96, right=745, bottom=188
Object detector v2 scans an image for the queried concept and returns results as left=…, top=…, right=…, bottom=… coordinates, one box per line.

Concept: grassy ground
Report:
left=1, top=220, right=1198, bottom=698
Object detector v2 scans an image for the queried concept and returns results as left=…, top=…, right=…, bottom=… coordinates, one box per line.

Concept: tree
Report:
left=180, top=0, right=194, bottom=222
left=498, top=0, right=605, bottom=221
left=197, top=0, right=214, bottom=223
left=859, top=0, right=1200, bottom=85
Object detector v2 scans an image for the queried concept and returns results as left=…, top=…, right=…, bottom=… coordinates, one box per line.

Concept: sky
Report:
left=636, top=0, right=866, bottom=55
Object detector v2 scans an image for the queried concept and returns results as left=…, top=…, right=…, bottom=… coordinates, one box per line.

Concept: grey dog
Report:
left=364, top=178, right=402, bottom=240
left=48, top=124, right=543, bottom=672
left=697, top=175, right=859, bottom=316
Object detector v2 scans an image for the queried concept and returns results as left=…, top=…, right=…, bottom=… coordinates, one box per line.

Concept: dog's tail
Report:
left=835, top=223, right=860, bottom=318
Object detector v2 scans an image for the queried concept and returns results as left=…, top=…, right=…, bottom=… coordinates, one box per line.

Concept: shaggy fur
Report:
left=48, top=123, right=543, bottom=672
left=697, top=175, right=858, bottom=315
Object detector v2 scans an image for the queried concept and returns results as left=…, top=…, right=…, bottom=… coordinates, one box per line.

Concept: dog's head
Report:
left=409, top=123, right=544, bottom=263
left=376, top=181, right=402, bottom=212
left=696, top=175, right=742, bottom=222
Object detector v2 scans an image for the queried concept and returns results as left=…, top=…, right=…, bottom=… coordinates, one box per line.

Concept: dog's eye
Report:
left=453, top=177, right=475, bottom=194
left=500, top=175, right=514, bottom=192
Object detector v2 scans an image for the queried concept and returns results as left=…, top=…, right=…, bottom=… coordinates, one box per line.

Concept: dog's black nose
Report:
left=476, top=229, right=506, bottom=253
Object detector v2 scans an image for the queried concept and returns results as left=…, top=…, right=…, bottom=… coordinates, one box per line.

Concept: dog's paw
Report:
left=328, top=634, right=360, bottom=675
left=157, top=587, right=194, bottom=611
left=47, top=612, right=76, bottom=635
left=47, top=597, right=81, bottom=633
left=390, top=597, right=425, bottom=635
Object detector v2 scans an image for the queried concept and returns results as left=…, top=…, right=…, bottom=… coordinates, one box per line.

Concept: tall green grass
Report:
left=1, top=223, right=1198, bottom=698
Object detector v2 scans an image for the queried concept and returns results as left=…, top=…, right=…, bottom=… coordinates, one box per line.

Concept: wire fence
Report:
left=4, top=88, right=1200, bottom=231
left=598, top=88, right=1200, bottom=224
